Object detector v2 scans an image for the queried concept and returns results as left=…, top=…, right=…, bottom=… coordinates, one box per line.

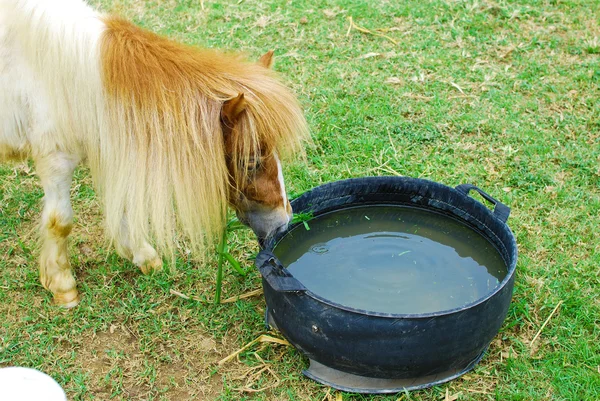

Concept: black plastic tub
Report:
left=255, top=177, right=518, bottom=393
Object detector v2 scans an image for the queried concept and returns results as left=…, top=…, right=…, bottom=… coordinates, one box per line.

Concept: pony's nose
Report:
left=257, top=222, right=288, bottom=249
left=238, top=208, right=290, bottom=245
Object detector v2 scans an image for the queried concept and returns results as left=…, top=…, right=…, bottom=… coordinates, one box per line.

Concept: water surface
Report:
left=274, top=205, right=507, bottom=314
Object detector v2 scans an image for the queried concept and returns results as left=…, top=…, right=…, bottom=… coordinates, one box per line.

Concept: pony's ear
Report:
left=222, top=93, right=247, bottom=124
left=258, top=50, right=274, bottom=69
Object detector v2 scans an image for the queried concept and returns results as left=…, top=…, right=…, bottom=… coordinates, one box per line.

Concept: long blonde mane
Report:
left=97, top=17, right=308, bottom=258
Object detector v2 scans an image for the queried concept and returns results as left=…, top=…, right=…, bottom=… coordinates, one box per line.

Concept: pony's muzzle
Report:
left=236, top=206, right=291, bottom=247
left=256, top=223, right=288, bottom=249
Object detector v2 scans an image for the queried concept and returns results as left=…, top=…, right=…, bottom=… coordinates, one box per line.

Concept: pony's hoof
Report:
left=53, top=289, right=80, bottom=308
left=140, top=258, right=163, bottom=275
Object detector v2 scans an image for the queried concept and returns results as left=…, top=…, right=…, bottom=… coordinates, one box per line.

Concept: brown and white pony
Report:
left=0, top=0, right=308, bottom=307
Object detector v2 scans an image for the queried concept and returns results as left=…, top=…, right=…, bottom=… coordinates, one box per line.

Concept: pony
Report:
left=0, top=0, right=308, bottom=308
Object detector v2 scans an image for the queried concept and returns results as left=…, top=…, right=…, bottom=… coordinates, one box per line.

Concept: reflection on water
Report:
left=274, top=205, right=508, bottom=314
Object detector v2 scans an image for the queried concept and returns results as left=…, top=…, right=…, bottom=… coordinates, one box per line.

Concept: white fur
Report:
left=274, top=153, right=290, bottom=221
left=0, top=0, right=105, bottom=160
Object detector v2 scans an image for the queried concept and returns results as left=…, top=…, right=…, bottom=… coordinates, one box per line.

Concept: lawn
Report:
left=1, top=0, right=599, bottom=400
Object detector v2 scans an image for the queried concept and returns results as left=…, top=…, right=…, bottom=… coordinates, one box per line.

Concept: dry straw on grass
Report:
left=346, top=16, right=398, bottom=45
left=217, top=334, right=290, bottom=366
left=529, top=300, right=564, bottom=356
left=220, top=288, right=263, bottom=303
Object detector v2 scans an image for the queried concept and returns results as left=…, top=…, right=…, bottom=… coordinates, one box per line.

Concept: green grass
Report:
left=1, top=0, right=599, bottom=400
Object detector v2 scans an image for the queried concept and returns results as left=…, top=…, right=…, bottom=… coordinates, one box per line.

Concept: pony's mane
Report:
left=98, top=17, right=308, bottom=258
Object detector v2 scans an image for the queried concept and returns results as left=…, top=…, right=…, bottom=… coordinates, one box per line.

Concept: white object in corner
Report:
left=0, top=367, right=67, bottom=401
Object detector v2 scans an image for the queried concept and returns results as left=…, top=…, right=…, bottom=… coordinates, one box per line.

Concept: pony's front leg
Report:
left=35, top=153, right=80, bottom=308
left=116, top=219, right=162, bottom=275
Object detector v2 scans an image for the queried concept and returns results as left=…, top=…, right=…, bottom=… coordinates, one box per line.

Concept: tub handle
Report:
left=455, top=184, right=511, bottom=223
left=255, top=251, right=307, bottom=293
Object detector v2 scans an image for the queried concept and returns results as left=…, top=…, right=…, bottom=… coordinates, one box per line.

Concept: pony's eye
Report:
left=246, top=157, right=261, bottom=172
